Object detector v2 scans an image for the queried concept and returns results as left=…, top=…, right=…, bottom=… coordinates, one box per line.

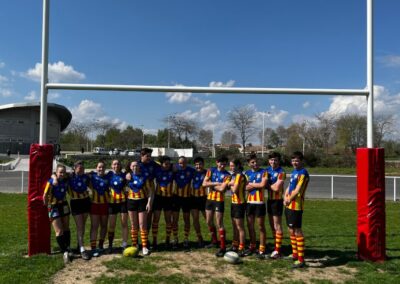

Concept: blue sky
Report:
left=1, top=0, right=400, bottom=142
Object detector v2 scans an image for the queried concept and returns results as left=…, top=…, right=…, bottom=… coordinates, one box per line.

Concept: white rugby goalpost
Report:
left=32, top=0, right=385, bottom=261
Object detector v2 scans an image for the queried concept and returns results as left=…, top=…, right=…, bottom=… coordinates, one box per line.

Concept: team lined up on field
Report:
left=43, top=148, right=309, bottom=268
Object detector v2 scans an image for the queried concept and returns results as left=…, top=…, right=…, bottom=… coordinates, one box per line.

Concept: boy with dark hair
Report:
left=203, top=155, right=231, bottom=257
left=244, top=153, right=268, bottom=258
left=266, top=152, right=286, bottom=259
left=284, top=151, right=310, bottom=268
left=191, top=157, right=207, bottom=248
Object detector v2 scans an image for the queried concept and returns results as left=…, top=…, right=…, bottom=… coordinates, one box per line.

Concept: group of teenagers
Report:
left=43, top=148, right=310, bottom=268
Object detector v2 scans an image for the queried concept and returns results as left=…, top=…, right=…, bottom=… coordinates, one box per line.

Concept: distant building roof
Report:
left=0, top=102, right=72, bottom=131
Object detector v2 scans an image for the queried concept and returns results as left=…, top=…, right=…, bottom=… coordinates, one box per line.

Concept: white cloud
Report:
left=0, top=89, right=12, bottom=97
left=0, top=75, right=8, bottom=84
left=24, top=91, right=37, bottom=101
left=23, top=61, right=86, bottom=83
left=209, top=80, right=235, bottom=88
left=49, top=92, right=61, bottom=100
left=0, top=62, right=5, bottom=68
left=166, top=84, right=192, bottom=104
left=256, top=109, right=289, bottom=128
left=302, top=101, right=310, bottom=108
left=322, top=86, right=397, bottom=117
left=378, top=55, right=400, bottom=67
left=69, top=99, right=128, bottom=130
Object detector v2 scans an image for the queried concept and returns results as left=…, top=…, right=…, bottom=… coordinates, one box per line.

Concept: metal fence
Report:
left=0, top=171, right=398, bottom=201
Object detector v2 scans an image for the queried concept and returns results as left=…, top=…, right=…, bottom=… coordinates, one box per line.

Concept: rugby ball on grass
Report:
left=223, top=251, right=240, bottom=264
left=123, top=246, right=139, bottom=257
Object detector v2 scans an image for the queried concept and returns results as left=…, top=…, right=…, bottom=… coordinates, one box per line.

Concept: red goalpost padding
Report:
left=27, top=144, right=54, bottom=256
left=356, top=148, right=386, bottom=262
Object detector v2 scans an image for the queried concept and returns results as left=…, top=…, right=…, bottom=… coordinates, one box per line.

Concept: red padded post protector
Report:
left=356, top=148, right=386, bottom=262
left=28, top=144, right=53, bottom=256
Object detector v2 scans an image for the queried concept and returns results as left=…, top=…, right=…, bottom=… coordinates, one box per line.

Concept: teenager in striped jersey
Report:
left=284, top=151, right=310, bottom=268
left=126, top=160, right=153, bottom=256
left=228, top=159, right=246, bottom=257
left=266, top=152, right=286, bottom=259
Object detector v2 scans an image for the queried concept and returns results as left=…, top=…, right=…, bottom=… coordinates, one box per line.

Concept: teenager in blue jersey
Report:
left=50, top=162, right=91, bottom=260
left=228, top=159, right=247, bottom=257
left=191, top=157, right=207, bottom=248
left=126, top=160, right=153, bottom=256
left=68, top=161, right=91, bottom=260
left=106, top=159, right=128, bottom=252
left=266, top=152, right=286, bottom=259
left=244, top=153, right=268, bottom=258
left=203, top=155, right=231, bottom=257
left=89, top=161, right=110, bottom=257
left=151, top=156, right=175, bottom=250
left=172, top=156, right=195, bottom=250
left=43, top=164, right=72, bottom=264
left=284, top=151, right=310, bottom=268
left=138, top=148, right=161, bottom=236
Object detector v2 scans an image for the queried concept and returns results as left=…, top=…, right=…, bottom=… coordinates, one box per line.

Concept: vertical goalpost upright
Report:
left=28, top=0, right=385, bottom=261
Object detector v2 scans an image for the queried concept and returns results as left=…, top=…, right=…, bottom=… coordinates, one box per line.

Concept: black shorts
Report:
left=205, top=199, right=224, bottom=213
left=153, top=195, right=173, bottom=212
left=267, top=199, right=284, bottom=216
left=108, top=201, right=128, bottom=215
left=231, top=203, right=246, bottom=219
left=70, top=197, right=91, bottom=216
left=285, top=208, right=303, bottom=229
left=172, top=196, right=192, bottom=213
left=191, top=196, right=206, bottom=211
left=246, top=203, right=266, bottom=217
left=48, top=201, right=70, bottom=220
left=127, top=198, right=148, bottom=213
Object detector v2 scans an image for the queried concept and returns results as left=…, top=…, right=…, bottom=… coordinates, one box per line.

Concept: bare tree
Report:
left=227, top=105, right=257, bottom=156
left=164, top=115, right=199, bottom=146
left=198, top=129, right=213, bottom=147
left=374, top=114, right=395, bottom=147
left=221, top=131, right=237, bottom=145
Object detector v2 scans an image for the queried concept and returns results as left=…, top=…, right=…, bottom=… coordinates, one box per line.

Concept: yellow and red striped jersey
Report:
left=68, top=173, right=90, bottom=200
left=230, top=173, right=247, bottom=205
left=107, top=171, right=127, bottom=204
left=44, top=178, right=69, bottom=205
left=266, top=166, right=286, bottom=200
left=174, top=166, right=195, bottom=198
left=191, top=169, right=207, bottom=197
left=206, top=167, right=231, bottom=202
left=126, top=173, right=152, bottom=200
left=286, top=168, right=310, bottom=211
left=245, top=168, right=267, bottom=204
left=155, top=168, right=174, bottom=197
left=89, top=172, right=110, bottom=204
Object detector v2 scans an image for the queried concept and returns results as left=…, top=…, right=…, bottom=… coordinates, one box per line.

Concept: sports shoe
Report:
left=226, top=246, right=238, bottom=252
left=106, top=246, right=113, bottom=254
left=270, top=250, right=282, bottom=260
left=183, top=240, right=190, bottom=251
left=197, top=240, right=204, bottom=249
left=81, top=250, right=91, bottom=260
left=205, top=242, right=218, bottom=249
left=91, top=249, right=100, bottom=257
left=256, top=251, right=267, bottom=260
left=215, top=248, right=226, bottom=257
left=142, top=247, right=150, bottom=256
left=237, top=249, right=245, bottom=257
left=243, top=247, right=255, bottom=256
left=63, top=251, right=71, bottom=264
left=292, top=260, right=306, bottom=269
left=171, top=239, right=178, bottom=250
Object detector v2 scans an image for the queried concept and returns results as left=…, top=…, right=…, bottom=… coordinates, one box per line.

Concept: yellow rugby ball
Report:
left=123, top=246, right=139, bottom=257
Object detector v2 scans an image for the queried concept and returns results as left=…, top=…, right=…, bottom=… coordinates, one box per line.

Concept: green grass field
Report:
left=1, top=193, right=400, bottom=283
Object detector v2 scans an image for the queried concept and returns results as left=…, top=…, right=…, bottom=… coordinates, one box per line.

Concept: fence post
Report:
left=21, top=171, right=24, bottom=193
left=394, top=177, right=397, bottom=202
left=331, top=175, right=334, bottom=199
